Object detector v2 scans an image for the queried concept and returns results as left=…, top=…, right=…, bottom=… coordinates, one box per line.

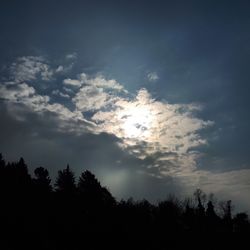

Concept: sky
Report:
left=0, top=0, right=250, bottom=211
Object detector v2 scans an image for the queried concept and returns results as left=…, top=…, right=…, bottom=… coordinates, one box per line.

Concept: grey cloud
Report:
left=0, top=0, right=250, bottom=211
left=91, top=88, right=213, bottom=177
left=73, top=85, right=110, bottom=111
left=1, top=58, right=213, bottom=179
left=52, top=89, right=70, bottom=98
left=0, top=71, right=95, bottom=135
left=10, top=56, right=54, bottom=82
left=63, top=78, right=82, bottom=87
left=2, top=54, right=250, bottom=211
left=66, top=53, right=77, bottom=60
left=0, top=101, right=182, bottom=201
left=55, top=65, right=64, bottom=73
left=175, top=168, right=250, bottom=212
left=63, top=73, right=125, bottom=91
left=147, top=72, right=159, bottom=82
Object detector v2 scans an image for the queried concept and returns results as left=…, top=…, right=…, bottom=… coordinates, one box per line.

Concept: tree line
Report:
left=0, top=153, right=249, bottom=249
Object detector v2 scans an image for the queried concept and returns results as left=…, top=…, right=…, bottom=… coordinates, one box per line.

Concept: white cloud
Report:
left=147, top=72, right=159, bottom=82
left=0, top=57, right=212, bottom=181
left=55, top=60, right=76, bottom=74
left=65, top=53, right=77, bottom=60
left=0, top=80, right=94, bottom=134
left=63, top=86, right=74, bottom=93
left=73, top=85, right=110, bottom=111
left=4, top=56, right=250, bottom=211
left=52, top=89, right=70, bottom=98
left=10, top=56, right=54, bottom=82
left=55, top=65, right=64, bottom=73
left=40, top=64, right=54, bottom=81
left=63, top=73, right=125, bottom=91
left=91, top=88, right=213, bottom=176
left=3, top=55, right=250, bottom=211
left=85, top=74, right=124, bottom=91
left=1, top=58, right=212, bottom=177
left=0, top=82, right=36, bottom=101
left=63, top=78, right=82, bottom=87
left=66, top=73, right=126, bottom=112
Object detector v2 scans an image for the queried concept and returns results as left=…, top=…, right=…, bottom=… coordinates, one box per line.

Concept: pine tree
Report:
left=55, top=164, right=76, bottom=194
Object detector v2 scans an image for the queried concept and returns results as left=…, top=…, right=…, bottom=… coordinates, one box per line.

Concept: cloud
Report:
left=56, top=62, right=76, bottom=75
left=0, top=75, right=95, bottom=134
left=91, top=88, right=213, bottom=177
left=1, top=57, right=212, bottom=178
left=83, top=73, right=124, bottom=91
left=10, top=56, right=54, bottom=82
left=173, top=167, right=250, bottom=211
left=67, top=72, right=126, bottom=111
left=52, top=89, right=70, bottom=98
left=65, top=53, right=77, bottom=60
left=9, top=55, right=78, bottom=84
left=55, top=65, right=64, bottom=73
left=63, top=73, right=125, bottom=91
left=63, top=86, right=74, bottom=93
left=63, top=78, right=82, bottom=87
left=73, top=85, right=111, bottom=112
left=2, top=55, right=250, bottom=211
left=0, top=82, right=49, bottom=104
left=147, top=72, right=159, bottom=82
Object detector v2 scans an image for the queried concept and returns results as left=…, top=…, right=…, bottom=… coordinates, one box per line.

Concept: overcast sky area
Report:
left=1, top=0, right=250, bottom=211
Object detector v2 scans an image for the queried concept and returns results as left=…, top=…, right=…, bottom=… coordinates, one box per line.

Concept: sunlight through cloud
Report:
left=0, top=56, right=213, bottom=179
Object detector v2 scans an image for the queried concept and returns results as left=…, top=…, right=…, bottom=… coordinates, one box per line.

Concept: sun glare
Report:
left=118, top=105, right=153, bottom=139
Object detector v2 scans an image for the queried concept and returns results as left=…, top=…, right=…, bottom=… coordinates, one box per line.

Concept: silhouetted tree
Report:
left=100, top=186, right=116, bottom=207
left=193, top=189, right=207, bottom=231
left=224, top=200, right=232, bottom=220
left=0, top=153, right=6, bottom=188
left=219, top=200, right=233, bottom=232
left=157, top=195, right=182, bottom=234
left=183, top=198, right=196, bottom=231
left=234, top=212, right=249, bottom=233
left=78, top=170, right=101, bottom=192
left=206, top=200, right=220, bottom=232
left=0, top=153, right=7, bottom=206
left=194, top=188, right=206, bottom=215
left=0, top=153, right=249, bottom=249
left=33, top=167, right=52, bottom=193
left=78, top=170, right=115, bottom=208
left=55, top=164, right=76, bottom=194
left=206, top=201, right=216, bottom=217
left=0, top=153, right=5, bottom=168
left=9, top=157, right=31, bottom=194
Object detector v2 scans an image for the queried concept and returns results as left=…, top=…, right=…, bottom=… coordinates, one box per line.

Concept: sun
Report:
left=118, top=105, right=153, bottom=139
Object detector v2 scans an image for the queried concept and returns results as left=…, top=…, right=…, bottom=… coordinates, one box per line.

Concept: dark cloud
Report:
left=0, top=101, right=183, bottom=201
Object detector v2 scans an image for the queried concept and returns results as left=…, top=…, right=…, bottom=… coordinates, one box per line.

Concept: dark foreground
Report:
left=0, top=154, right=249, bottom=249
